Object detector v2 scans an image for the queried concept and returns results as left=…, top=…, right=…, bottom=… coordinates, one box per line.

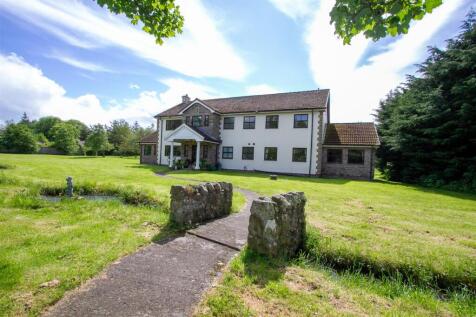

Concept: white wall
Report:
left=219, top=111, right=323, bottom=175
left=157, top=117, right=182, bottom=165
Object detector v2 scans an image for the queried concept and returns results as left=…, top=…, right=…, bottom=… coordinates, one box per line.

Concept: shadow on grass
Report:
left=241, top=248, right=286, bottom=287
left=304, top=227, right=476, bottom=295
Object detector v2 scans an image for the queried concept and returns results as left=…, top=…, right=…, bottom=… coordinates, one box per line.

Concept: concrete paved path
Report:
left=44, top=188, right=258, bottom=317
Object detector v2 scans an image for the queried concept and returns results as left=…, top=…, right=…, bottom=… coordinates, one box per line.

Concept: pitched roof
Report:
left=156, top=89, right=329, bottom=117
left=324, top=123, right=380, bottom=146
left=139, top=131, right=158, bottom=144
left=187, top=125, right=221, bottom=143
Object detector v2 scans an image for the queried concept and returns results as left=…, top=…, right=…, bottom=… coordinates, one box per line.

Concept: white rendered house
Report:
left=139, top=90, right=379, bottom=179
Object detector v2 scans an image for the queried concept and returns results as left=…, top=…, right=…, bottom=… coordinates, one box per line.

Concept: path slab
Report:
left=45, top=235, right=235, bottom=317
left=44, top=187, right=258, bottom=317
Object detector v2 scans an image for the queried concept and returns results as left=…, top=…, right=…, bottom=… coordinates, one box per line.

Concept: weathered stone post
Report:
left=247, top=192, right=306, bottom=258
left=66, top=176, right=73, bottom=197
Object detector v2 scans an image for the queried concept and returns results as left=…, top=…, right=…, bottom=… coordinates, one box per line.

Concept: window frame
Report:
left=243, top=116, right=256, bottom=129
left=264, top=147, right=278, bottom=161
left=293, top=114, right=308, bottom=128
left=223, top=117, right=235, bottom=129
left=347, top=149, right=365, bottom=165
left=144, top=144, right=152, bottom=156
left=191, top=115, right=202, bottom=127
left=164, top=145, right=171, bottom=156
left=242, top=146, right=254, bottom=160
left=292, top=147, right=307, bottom=162
left=204, top=115, right=209, bottom=127
left=201, top=144, right=208, bottom=159
left=165, top=119, right=182, bottom=130
left=222, top=146, right=233, bottom=159
left=185, top=116, right=190, bottom=125
left=173, top=145, right=181, bottom=156
left=327, top=149, right=343, bottom=164
left=265, top=115, right=279, bottom=129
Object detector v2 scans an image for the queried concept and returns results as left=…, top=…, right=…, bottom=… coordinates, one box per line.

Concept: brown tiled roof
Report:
left=156, top=89, right=329, bottom=117
left=187, top=125, right=221, bottom=143
left=324, top=123, right=380, bottom=146
left=139, top=131, right=158, bottom=144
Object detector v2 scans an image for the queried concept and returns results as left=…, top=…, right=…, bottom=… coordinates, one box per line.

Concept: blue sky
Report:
left=0, top=0, right=472, bottom=126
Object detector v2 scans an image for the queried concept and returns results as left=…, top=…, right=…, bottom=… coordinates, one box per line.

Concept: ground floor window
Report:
left=164, top=145, right=170, bottom=156
left=222, top=146, right=233, bottom=159
left=327, top=149, right=342, bottom=163
left=292, top=148, right=307, bottom=162
left=264, top=147, right=277, bottom=161
left=143, top=144, right=152, bottom=156
left=242, top=147, right=254, bottom=160
left=201, top=144, right=208, bottom=159
left=173, top=146, right=181, bottom=156
left=348, top=149, right=364, bottom=164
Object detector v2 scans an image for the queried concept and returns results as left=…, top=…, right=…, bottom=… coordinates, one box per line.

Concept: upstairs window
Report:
left=165, top=119, right=182, bottom=130
left=327, top=149, right=342, bottom=163
left=204, top=115, right=209, bottom=127
left=223, top=117, right=235, bottom=129
left=265, top=115, right=279, bottom=129
left=222, top=146, right=233, bottom=159
left=264, top=147, right=277, bottom=161
left=348, top=149, right=364, bottom=164
left=242, top=147, right=254, bottom=160
left=192, top=115, right=202, bottom=127
left=185, top=116, right=190, bottom=125
left=292, top=148, right=307, bottom=162
left=293, top=114, right=308, bottom=128
left=243, top=116, right=256, bottom=129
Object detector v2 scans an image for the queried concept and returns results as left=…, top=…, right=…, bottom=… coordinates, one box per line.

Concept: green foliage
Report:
left=51, top=122, right=80, bottom=154
left=375, top=13, right=476, bottom=192
left=34, top=116, right=61, bottom=140
left=66, top=119, right=90, bottom=141
left=118, top=122, right=154, bottom=155
left=331, top=0, right=443, bottom=44
left=86, top=124, right=110, bottom=156
left=108, top=119, right=132, bottom=152
left=95, top=0, right=184, bottom=44
left=0, top=123, right=38, bottom=153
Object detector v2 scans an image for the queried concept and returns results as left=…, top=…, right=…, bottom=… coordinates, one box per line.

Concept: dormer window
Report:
left=192, top=115, right=202, bottom=127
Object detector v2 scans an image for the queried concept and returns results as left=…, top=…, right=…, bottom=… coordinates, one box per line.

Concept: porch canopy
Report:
left=164, top=123, right=219, bottom=169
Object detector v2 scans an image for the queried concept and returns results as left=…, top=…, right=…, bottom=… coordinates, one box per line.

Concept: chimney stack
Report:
left=182, top=94, right=190, bottom=103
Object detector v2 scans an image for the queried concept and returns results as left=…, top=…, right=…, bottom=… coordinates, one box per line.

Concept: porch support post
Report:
left=169, top=141, right=174, bottom=168
left=195, top=141, right=201, bottom=170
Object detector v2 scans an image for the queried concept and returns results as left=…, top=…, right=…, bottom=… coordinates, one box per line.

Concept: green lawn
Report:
left=0, top=154, right=243, bottom=316
left=1, top=154, right=475, bottom=316
left=165, top=170, right=476, bottom=316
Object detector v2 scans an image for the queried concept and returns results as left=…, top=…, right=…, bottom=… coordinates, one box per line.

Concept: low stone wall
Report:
left=248, top=192, right=306, bottom=258
left=170, top=182, right=233, bottom=227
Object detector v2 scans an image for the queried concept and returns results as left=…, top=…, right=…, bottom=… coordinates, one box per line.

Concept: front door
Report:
left=192, top=145, right=197, bottom=163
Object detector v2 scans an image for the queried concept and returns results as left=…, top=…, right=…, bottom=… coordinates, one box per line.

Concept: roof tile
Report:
left=324, top=123, right=380, bottom=146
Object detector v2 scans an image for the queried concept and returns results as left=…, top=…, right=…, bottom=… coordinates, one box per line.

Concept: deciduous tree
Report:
left=51, top=122, right=80, bottom=154
left=86, top=124, right=110, bottom=156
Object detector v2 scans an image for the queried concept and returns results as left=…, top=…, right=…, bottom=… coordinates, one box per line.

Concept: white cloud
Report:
left=129, top=83, right=140, bottom=90
left=0, top=53, right=219, bottom=125
left=47, top=52, right=113, bottom=72
left=305, top=0, right=464, bottom=122
left=245, top=84, right=280, bottom=95
left=267, top=0, right=317, bottom=19
left=0, top=0, right=248, bottom=80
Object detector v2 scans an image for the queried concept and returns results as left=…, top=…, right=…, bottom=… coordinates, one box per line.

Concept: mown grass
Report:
left=0, top=154, right=245, bottom=316
left=165, top=169, right=476, bottom=315
left=195, top=249, right=476, bottom=317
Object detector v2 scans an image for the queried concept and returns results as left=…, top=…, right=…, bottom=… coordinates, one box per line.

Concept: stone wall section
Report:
left=248, top=192, right=306, bottom=258
left=321, top=147, right=375, bottom=180
left=182, top=103, right=221, bottom=140
left=170, top=182, right=233, bottom=227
